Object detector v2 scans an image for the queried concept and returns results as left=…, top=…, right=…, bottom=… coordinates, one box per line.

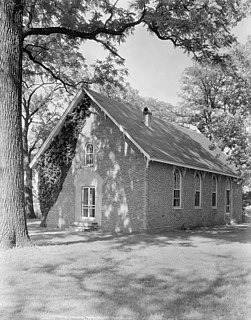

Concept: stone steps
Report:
left=69, top=221, right=99, bottom=232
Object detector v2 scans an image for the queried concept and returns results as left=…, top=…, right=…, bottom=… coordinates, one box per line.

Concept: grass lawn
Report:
left=0, top=221, right=251, bottom=320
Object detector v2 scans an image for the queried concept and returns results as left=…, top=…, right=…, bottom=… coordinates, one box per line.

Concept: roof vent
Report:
left=143, top=107, right=152, bottom=128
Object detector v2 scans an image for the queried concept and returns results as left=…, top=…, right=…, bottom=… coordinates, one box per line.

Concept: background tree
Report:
left=0, top=0, right=249, bottom=248
left=178, top=39, right=251, bottom=185
left=22, top=81, right=63, bottom=219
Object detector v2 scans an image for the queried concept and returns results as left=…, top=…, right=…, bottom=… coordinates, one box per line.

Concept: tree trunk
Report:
left=0, top=1, right=30, bottom=248
left=24, top=161, right=36, bottom=219
left=23, top=126, right=36, bottom=220
left=40, top=215, right=48, bottom=228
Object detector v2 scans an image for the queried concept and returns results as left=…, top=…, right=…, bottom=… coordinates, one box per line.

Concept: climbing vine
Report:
left=37, top=94, right=91, bottom=226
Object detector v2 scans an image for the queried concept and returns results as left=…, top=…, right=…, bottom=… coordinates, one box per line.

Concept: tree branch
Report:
left=93, top=38, right=125, bottom=61
left=26, top=81, right=56, bottom=110
left=147, top=23, right=178, bottom=47
left=23, top=47, right=74, bottom=91
left=29, top=139, right=40, bottom=155
left=22, top=8, right=146, bottom=39
left=25, top=43, right=49, bottom=51
left=104, top=0, right=119, bottom=28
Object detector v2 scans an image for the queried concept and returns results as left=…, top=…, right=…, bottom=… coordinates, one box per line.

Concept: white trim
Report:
left=225, top=178, right=232, bottom=214
left=194, top=171, right=202, bottom=208
left=212, top=175, right=218, bottom=208
left=150, top=157, right=237, bottom=178
left=81, top=186, right=96, bottom=219
left=173, top=168, right=182, bottom=209
left=84, top=142, right=94, bottom=167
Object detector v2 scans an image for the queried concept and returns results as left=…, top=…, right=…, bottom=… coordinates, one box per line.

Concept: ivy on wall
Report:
left=37, top=94, right=91, bottom=226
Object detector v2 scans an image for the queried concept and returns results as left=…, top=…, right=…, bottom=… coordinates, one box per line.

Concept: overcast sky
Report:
left=85, top=13, right=251, bottom=106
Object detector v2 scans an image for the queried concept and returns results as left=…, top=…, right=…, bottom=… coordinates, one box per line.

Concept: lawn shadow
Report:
left=78, top=255, right=250, bottom=319
left=188, top=223, right=251, bottom=244
left=28, top=220, right=251, bottom=250
left=5, top=222, right=250, bottom=320
left=15, top=244, right=251, bottom=320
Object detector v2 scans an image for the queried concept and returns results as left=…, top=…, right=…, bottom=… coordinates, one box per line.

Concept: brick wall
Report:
left=73, top=104, right=147, bottom=232
left=46, top=103, right=148, bottom=232
left=146, top=161, right=242, bottom=231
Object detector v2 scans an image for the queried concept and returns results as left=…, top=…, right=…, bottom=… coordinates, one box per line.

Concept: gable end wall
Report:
left=46, top=102, right=148, bottom=232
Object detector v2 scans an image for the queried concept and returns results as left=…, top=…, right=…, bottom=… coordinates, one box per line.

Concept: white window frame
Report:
left=194, top=172, right=202, bottom=208
left=85, top=142, right=94, bottom=167
left=226, top=178, right=231, bottom=214
left=81, top=186, right=96, bottom=219
left=212, top=175, right=218, bottom=208
left=173, top=168, right=182, bottom=208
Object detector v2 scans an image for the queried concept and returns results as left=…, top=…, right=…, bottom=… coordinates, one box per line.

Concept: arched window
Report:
left=226, top=178, right=231, bottom=213
left=85, top=143, right=94, bottom=166
left=212, top=175, right=217, bottom=208
left=173, top=168, right=182, bottom=208
left=194, top=172, right=201, bottom=207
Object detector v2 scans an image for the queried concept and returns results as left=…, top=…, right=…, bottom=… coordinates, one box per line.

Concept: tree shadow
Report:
left=28, top=222, right=251, bottom=252
left=4, top=222, right=251, bottom=320
left=187, top=224, right=251, bottom=244
left=14, top=252, right=250, bottom=320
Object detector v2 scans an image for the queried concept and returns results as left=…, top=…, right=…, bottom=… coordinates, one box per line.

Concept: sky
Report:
left=84, top=12, right=251, bottom=106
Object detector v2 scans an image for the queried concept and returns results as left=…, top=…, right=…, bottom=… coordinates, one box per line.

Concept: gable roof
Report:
left=30, top=88, right=238, bottom=178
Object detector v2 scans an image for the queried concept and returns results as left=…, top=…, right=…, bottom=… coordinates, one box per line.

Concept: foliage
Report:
left=37, top=95, right=91, bottom=226
left=178, top=40, right=251, bottom=185
left=141, top=0, right=250, bottom=60
left=22, top=1, right=251, bottom=69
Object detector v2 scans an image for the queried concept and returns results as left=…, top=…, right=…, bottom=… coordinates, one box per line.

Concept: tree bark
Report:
left=0, top=1, right=30, bottom=248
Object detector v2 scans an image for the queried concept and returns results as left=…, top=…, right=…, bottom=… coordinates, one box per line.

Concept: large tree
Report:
left=0, top=0, right=249, bottom=248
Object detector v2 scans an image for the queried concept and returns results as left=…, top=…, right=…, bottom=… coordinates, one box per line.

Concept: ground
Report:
left=0, top=221, right=251, bottom=320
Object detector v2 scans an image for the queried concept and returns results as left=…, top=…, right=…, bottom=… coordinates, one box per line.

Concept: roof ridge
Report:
left=30, top=88, right=238, bottom=178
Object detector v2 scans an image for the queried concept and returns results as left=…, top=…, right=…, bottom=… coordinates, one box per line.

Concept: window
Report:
left=173, top=169, right=182, bottom=208
left=81, top=187, right=95, bottom=218
left=212, top=175, right=217, bottom=208
left=226, top=178, right=231, bottom=213
left=85, top=143, right=94, bottom=166
left=194, top=172, right=201, bottom=207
